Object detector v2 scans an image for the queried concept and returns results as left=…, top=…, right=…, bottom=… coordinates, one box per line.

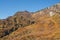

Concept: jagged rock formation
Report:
left=0, top=3, right=60, bottom=40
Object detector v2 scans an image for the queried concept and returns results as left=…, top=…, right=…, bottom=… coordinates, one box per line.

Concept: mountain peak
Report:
left=56, top=2, right=60, bottom=5
left=0, top=3, right=60, bottom=40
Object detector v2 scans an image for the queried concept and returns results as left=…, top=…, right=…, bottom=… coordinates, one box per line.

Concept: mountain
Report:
left=0, top=3, right=60, bottom=40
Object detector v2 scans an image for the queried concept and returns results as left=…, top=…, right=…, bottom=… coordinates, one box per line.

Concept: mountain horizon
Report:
left=0, top=2, right=60, bottom=19
left=0, top=0, right=60, bottom=19
left=0, top=2, right=60, bottom=40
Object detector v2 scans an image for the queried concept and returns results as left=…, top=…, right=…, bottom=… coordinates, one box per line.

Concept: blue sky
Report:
left=0, top=0, right=60, bottom=19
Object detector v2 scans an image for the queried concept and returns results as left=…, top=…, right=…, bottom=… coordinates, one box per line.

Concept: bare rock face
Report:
left=0, top=3, right=60, bottom=40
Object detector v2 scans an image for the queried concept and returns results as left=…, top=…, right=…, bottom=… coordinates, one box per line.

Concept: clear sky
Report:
left=0, top=0, right=60, bottom=19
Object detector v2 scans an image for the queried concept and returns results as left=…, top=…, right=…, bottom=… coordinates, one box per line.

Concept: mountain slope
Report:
left=0, top=3, right=60, bottom=40
left=0, top=11, right=35, bottom=38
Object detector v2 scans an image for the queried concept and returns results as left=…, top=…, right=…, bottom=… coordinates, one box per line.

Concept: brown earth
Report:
left=0, top=3, right=60, bottom=40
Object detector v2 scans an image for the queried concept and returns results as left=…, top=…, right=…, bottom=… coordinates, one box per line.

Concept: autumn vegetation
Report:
left=0, top=3, right=60, bottom=40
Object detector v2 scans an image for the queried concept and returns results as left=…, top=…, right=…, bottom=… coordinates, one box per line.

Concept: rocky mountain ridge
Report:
left=0, top=3, right=60, bottom=40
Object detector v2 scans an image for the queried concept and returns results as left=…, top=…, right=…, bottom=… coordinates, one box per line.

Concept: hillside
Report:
left=0, top=3, right=60, bottom=40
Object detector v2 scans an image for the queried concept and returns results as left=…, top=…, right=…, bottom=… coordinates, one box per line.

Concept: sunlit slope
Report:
left=0, top=3, right=60, bottom=40
left=1, top=15, right=60, bottom=40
